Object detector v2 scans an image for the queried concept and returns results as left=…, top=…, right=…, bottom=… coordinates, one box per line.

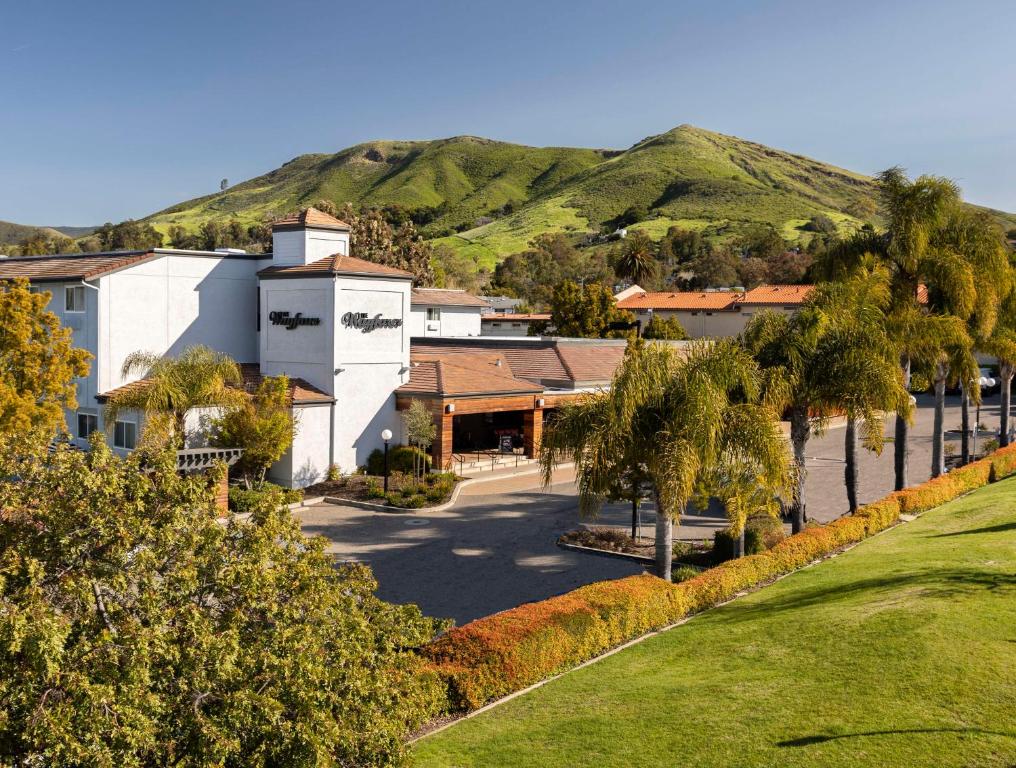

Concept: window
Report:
left=65, top=285, right=85, bottom=312
left=77, top=412, right=98, bottom=439
left=426, top=307, right=441, bottom=321
left=114, top=420, right=137, bottom=450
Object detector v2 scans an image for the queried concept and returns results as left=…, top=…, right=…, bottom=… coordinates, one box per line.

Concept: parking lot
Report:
left=295, top=393, right=1002, bottom=624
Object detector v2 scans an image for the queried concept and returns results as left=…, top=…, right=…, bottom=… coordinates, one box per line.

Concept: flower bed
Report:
left=304, top=471, right=458, bottom=509
left=424, top=443, right=1016, bottom=712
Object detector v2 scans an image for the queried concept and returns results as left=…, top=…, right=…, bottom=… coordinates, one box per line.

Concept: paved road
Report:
left=295, top=393, right=1004, bottom=625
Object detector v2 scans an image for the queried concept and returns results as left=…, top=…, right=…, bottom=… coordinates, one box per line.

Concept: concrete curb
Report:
left=315, top=462, right=575, bottom=514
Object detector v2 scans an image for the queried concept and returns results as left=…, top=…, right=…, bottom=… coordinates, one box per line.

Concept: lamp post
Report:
left=381, top=428, right=393, bottom=493
left=974, top=377, right=995, bottom=459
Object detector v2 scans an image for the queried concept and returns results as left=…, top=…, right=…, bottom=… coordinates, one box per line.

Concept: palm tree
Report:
left=104, top=345, right=245, bottom=448
left=984, top=291, right=1016, bottom=447
left=613, top=230, right=658, bottom=287
left=807, top=269, right=911, bottom=512
left=741, top=277, right=911, bottom=531
left=540, top=340, right=788, bottom=580
left=815, top=168, right=999, bottom=489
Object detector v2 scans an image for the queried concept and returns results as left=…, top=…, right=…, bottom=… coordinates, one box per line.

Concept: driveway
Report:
left=295, top=393, right=1004, bottom=624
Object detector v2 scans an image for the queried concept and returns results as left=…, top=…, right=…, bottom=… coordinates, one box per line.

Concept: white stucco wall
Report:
left=271, top=228, right=349, bottom=267
left=409, top=304, right=482, bottom=337
left=480, top=317, right=536, bottom=337
left=270, top=403, right=333, bottom=488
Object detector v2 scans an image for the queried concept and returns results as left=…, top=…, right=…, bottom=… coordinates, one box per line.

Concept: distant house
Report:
left=481, top=313, right=552, bottom=337
left=408, top=288, right=487, bottom=337
left=482, top=295, right=525, bottom=315
left=616, top=284, right=815, bottom=339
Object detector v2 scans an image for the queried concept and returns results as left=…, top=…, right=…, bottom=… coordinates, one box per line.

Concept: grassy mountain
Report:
left=0, top=220, right=66, bottom=247
left=142, top=125, right=1016, bottom=270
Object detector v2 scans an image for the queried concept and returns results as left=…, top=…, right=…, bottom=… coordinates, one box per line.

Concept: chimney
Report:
left=271, top=207, right=351, bottom=267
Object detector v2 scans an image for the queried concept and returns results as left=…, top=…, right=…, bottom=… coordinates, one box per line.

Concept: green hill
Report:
left=132, top=124, right=1015, bottom=269
left=0, top=220, right=66, bottom=247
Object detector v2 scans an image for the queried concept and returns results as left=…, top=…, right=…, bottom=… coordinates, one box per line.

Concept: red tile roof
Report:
left=271, top=207, right=350, bottom=231
left=736, top=284, right=814, bottom=305
left=258, top=253, right=413, bottom=279
left=0, top=251, right=160, bottom=282
left=97, top=364, right=333, bottom=406
left=411, top=288, right=488, bottom=307
left=398, top=352, right=543, bottom=397
left=616, top=290, right=741, bottom=311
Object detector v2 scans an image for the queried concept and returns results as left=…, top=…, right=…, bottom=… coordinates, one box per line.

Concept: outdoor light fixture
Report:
left=381, top=428, right=393, bottom=493
left=536, top=398, right=545, bottom=407
left=446, top=403, right=455, bottom=413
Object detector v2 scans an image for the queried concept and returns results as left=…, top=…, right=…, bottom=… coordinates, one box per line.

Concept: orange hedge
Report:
left=425, top=443, right=1016, bottom=712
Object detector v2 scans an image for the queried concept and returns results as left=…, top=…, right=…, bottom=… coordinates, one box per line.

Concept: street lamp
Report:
left=381, top=428, right=393, bottom=493
left=974, top=377, right=996, bottom=458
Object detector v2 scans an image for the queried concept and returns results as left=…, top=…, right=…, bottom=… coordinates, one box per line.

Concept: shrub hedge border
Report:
left=423, top=443, right=1016, bottom=712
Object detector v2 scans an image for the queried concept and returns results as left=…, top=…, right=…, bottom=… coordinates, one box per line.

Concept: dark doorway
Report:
left=453, top=411, right=526, bottom=453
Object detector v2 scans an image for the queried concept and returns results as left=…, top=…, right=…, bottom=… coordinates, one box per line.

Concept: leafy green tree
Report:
left=489, top=234, right=611, bottom=308
left=983, top=290, right=1016, bottom=447
left=641, top=314, right=687, bottom=340
left=741, top=278, right=909, bottom=530
left=660, top=227, right=708, bottom=265
left=615, top=205, right=648, bottom=228
left=804, top=214, right=838, bottom=235
left=612, top=230, right=657, bottom=286
left=0, top=436, right=443, bottom=764
left=737, top=225, right=787, bottom=261
left=212, top=374, right=295, bottom=487
left=104, top=345, right=245, bottom=448
left=688, top=246, right=739, bottom=289
left=94, top=219, right=163, bottom=250
left=736, top=256, right=769, bottom=289
left=339, top=204, right=436, bottom=286
left=0, top=279, right=91, bottom=437
left=549, top=280, right=635, bottom=338
left=402, top=399, right=437, bottom=481
left=541, top=341, right=788, bottom=579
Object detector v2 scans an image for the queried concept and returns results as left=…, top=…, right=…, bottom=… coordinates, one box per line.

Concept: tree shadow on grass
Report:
left=708, top=569, right=1016, bottom=626
left=778, top=727, right=1016, bottom=747
left=930, top=520, right=1016, bottom=538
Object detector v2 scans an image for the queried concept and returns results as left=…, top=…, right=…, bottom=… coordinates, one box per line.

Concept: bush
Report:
left=712, top=515, right=785, bottom=562
left=365, top=445, right=432, bottom=476
left=425, top=443, right=1016, bottom=713
left=229, top=482, right=303, bottom=513
left=671, top=566, right=701, bottom=583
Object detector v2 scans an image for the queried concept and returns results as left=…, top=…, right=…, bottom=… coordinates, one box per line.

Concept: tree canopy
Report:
left=0, top=437, right=444, bottom=764
left=0, top=279, right=91, bottom=436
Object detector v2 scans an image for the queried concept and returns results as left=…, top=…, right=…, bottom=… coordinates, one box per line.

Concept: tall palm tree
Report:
left=540, top=340, right=788, bottom=580
left=984, top=291, right=1016, bottom=447
left=815, top=168, right=997, bottom=489
left=807, top=269, right=911, bottom=512
left=613, top=230, right=658, bottom=287
left=741, top=278, right=911, bottom=531
left=104, top=345, right=245, bottom=448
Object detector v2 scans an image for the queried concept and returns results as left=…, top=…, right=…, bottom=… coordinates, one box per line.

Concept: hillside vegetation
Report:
left=0, top=220, right=66, bottom=247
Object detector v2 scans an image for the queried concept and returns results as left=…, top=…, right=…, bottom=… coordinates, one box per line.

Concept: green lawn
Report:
left=413, top=480, right=1016, bottom=767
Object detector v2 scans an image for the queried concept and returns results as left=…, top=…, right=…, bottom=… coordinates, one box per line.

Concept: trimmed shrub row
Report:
left=424, top=443, right=1016, bottom=712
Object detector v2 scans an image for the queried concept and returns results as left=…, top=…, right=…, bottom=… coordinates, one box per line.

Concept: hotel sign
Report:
left=269, top=311, right=321, bottom=330
left=341, top=311, right=403, bottom=333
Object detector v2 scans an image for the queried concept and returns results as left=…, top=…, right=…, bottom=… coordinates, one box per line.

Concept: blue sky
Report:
left=2, top=0, right=1015, bottom=225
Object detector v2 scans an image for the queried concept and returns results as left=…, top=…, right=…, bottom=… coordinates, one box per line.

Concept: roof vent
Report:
left=494, top=359, right=503, bottom=367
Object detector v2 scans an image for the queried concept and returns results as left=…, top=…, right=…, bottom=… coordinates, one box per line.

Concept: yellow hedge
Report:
left=424, top=443, right=1016, bottom=712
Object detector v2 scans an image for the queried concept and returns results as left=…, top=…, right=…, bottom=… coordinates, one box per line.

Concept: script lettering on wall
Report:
left=268, top=310, right=321, bottom=330
left=341, top=311, right=403, bottom=333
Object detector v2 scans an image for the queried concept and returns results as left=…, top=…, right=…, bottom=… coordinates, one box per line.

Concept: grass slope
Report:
left=142, top=125, right=1016, bottom=267
left=0, top=220, right=65, bottom=246
left=413, top=480, right=1016, bottom=768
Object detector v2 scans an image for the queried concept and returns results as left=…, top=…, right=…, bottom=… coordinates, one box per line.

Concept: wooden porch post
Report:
left=433, top=405, right=454, bottom=470
left=523, top=407, right=543, bottom=458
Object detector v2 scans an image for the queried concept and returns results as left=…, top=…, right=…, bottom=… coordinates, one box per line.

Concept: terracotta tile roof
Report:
left=96, top=364, right=333, bottom=406
left=398, top=352, right=543, bottom=397
left=411, top=288, right=488, bottom=307
left=411, top=341, right=569, bottom=383
left=557, top=344, right=627, bottom=383
left=0, top=251, right=160, bottom=282
left=616, top=290, right=741, bottom=311
left=271, top=207, right=350, bottom=231
left=736, top=284, right=814, bottom=305
left=480, top=313, right=552, bottom=321
left=258, top=253, right=413, bottom=279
